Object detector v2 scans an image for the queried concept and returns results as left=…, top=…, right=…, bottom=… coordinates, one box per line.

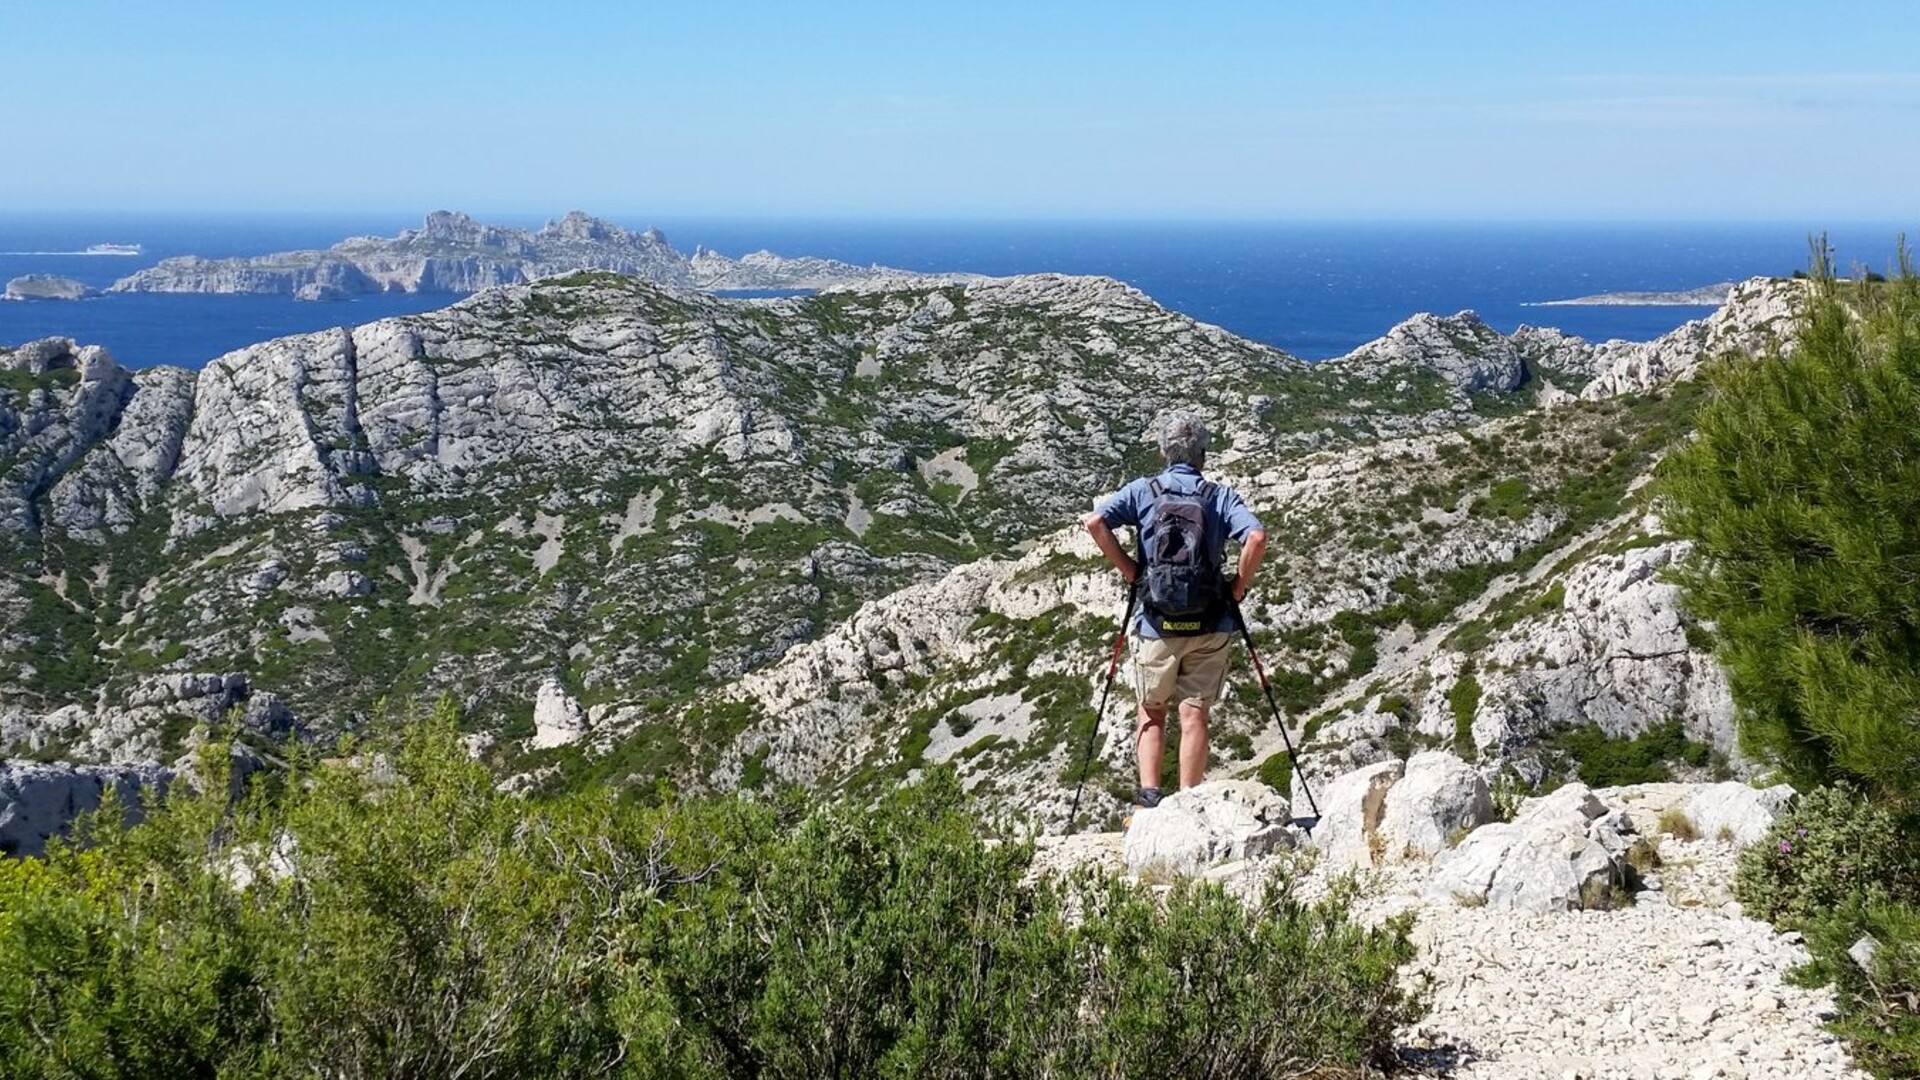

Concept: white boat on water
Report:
left=84, top=243, right=142, bottom=256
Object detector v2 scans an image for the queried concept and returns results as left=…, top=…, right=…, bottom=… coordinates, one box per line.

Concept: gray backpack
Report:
left=1141, top=479, right=1224, bottom=634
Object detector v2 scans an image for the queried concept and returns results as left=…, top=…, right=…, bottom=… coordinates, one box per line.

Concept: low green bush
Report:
left=1733, top=786, right=1920, bottom=929
left=1256, top=750, right=1292, bottom=796
left=1545, top=719, right=1709, bottom=788
left=1793, top=902, right=1920, bottom=1078
left=1735, top=787, right=1920, bottom=1077
left=1448, top=668, right=1480, bottom=759
left=0, top=703, right=1425, bottom=1079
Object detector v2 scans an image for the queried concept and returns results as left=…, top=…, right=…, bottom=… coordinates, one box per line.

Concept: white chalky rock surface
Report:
left=1429, top=783, right=1636, bottom=912
left=1380, top=870, right=1865, bottom=1079
left=530, top=677, right=588, bottom=750
left=1686, top=782, right=1796, bottom=847
left=1378, top=750, right=1495, bottom=862
left=1121, top=780, right=1295, bottom=878
left=1309, top=758, right=1404, bottom=869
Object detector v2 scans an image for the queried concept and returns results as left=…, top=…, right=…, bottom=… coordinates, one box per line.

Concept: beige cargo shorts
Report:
left=1133, top=631, right=1234, bottom=711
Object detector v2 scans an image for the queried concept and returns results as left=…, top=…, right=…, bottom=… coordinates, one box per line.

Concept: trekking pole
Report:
left=1066, top=578, right=1139, bottom=835
left=1228, top=593, right=1321, bottom=830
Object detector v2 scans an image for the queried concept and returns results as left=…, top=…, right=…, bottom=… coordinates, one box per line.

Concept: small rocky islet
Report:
left=3, top=274, right=96, bottom=301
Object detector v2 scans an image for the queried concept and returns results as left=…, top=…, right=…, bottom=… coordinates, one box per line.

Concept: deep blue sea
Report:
left=0, top=213, right=1908, bottom=368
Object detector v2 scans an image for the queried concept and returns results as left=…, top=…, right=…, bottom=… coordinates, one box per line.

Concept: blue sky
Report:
left=3, top=1, right=1915, bottom=220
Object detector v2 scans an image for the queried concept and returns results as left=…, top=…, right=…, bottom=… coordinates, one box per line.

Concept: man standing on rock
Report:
left=1085, top=412, right=1267, bottom=809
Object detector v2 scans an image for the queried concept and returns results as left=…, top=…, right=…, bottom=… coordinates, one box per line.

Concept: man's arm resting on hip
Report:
left=1232, top=528, right=1268, bottom=600
left=1085, top=513, right=1138, bottom=583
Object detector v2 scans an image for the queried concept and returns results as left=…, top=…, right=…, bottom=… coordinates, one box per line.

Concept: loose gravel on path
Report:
left=1367, top=843, right=1866, bottom=1080
left=1039, top=824, right=1871, bottom=1078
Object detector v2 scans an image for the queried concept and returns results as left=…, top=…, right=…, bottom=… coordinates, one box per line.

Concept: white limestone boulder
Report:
left=223, top=833, right=301, bottom=890
left=1685, top=781, right=1796, bottom=846
left=1428, top=823, right=1620, bottom=913
left=531, top=678, right=588, bottom=750
left=1377, top=750, right=1495, bottom=862
left=1309, top=759, right=1405, bottom=869
left=1123, top=780, right=1296, bottom=879
left=1428, top=782, right=1635, bottom=912
left=320, top=569, right=373, bottom=598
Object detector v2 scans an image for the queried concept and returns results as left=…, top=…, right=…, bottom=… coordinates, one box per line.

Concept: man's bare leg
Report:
left=1136, top=704, right=1168, bottom=789
left=1178, top=701, right=1210, bottom=788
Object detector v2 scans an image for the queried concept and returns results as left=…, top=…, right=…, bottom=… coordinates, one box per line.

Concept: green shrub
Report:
left=1733, top=786, right=1920, bottom=929
left=0, top=704, right=1425, bottom=1079
left=1062, top=874, right=1424, bottom=1078
left=1448, top=668, right=1480, bottom=758
left=1331, top=610, right=1378, bottom=678
left=1256, top=750, right=1293, bottom=797
left=1216, top=730, right=1253, bottom=760
left=1657, top=250, right=1920, bottom=803
left=1793, top=902, right=1920, bottom=1078
left=1545, top=719, right=1710, bottom=788
left=1477, top=477, right=1533, bottom=520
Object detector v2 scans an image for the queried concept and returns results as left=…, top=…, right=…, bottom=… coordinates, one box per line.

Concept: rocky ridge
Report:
left=1, top=274, right=1804, bottom=825
left=681, top=279, right=1802, bottom=823
left=105, top=210, right=976, bottom=298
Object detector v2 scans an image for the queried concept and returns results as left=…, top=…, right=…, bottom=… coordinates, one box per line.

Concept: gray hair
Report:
left=1158, top=412, right=1209, bottom=467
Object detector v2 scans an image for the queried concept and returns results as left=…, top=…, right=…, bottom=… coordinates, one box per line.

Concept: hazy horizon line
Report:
left=0, top=208, right=1912, bottom=229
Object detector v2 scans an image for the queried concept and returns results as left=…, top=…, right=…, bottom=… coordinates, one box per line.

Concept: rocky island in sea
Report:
left=3, top=274, right=97, bottom=302
left=1526, top=282, right=1737, bottom=307
left=107, top=210, right=975, bottom=299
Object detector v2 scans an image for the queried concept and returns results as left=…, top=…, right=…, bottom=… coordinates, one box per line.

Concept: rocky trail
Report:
left=1039, top=772, right=1868, bottom=1080
left=1383, top=859, right=1860, bottom=1080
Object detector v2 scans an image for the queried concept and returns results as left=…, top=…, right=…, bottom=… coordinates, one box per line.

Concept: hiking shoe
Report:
left=1134, top=786, right=1163, bottom=809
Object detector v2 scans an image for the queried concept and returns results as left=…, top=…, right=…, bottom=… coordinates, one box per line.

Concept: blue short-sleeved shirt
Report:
left=1095, top=463, right=1263, bottom=638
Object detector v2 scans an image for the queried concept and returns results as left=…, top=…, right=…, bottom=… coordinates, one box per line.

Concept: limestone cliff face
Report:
left=0, top=273, right=1805, bottom=823
left=0, top=340, right=145, bottom=541
left=47, top=365, right=195, bottom=542
left=0, top=760, right=171, bottom=857
left=1463, top=540, right=1733, bottom=764
left=110, top=254, right=379, bottom=296
left=1579, top=277, right=1804, bottom=398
